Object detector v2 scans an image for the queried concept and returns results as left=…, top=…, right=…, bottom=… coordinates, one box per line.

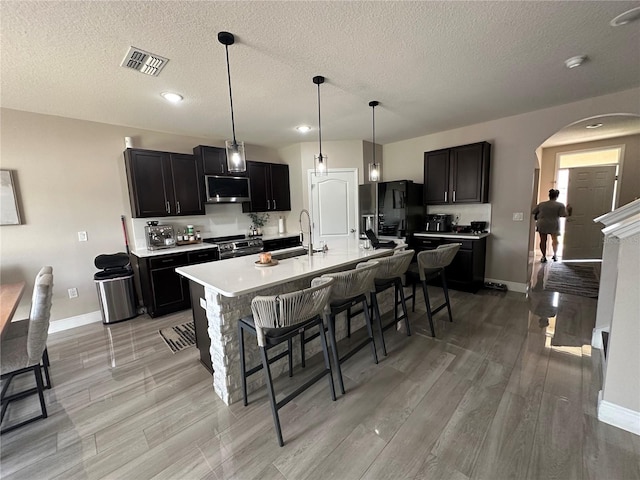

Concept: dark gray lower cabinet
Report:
left=131, top=248, right=218, bottom=318
left=409, top=236, right=487, bottom=293
left=262, top=235, right=301, bottom=251
left=189, top=281, right=213, bottom=373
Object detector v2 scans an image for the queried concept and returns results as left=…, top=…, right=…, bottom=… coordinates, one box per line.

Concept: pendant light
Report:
left=368, top=100, right=380, bottom=182
left=313, top=75, right=328, bottom=176
left=218, top=31, right=246, bottom=173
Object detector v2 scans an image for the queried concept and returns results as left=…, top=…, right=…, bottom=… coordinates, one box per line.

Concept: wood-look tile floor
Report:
left=2, top=263, right=639, bottom=479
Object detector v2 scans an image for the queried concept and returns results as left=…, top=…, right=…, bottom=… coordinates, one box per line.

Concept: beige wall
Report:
left=539, top=134, right=640, bottom=206
left=384, top=87, right=640, bottom=287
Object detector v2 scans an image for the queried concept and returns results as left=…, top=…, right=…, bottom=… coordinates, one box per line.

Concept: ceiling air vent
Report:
left=120, top=46, right=169, bottom=76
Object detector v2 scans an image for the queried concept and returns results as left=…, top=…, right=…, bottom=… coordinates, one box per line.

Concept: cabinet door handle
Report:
left=166, top=201, right=170, bottom=214
left=453, top=190, right=456, bottom=203
left=267, top=199, right=271, bottom=210
left=176, top=201, right=181, bottom=214
left=444, top=191, right=447, bottom=202
left=273, top=199, right=277, bottom=210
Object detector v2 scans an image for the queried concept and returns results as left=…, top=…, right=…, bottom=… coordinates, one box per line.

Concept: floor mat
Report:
left=159, top=321, right=196, bottom=353
left=544, top=262, right=599, bottom=298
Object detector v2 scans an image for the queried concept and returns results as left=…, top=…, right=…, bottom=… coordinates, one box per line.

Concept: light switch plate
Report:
left=78, top=231, right=88, bottom=242
left=513, top=212, right=524, bottom=221
left=199, top=297, right=207, bottom=309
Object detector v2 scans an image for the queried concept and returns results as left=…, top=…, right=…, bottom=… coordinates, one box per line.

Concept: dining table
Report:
left=0, top=281, right=26, bottom=334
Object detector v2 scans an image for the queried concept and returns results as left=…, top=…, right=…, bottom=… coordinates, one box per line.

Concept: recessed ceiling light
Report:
left=564, top=55, right=587, bottom=69
left=160, top=92, right=183, bottom=103
left=610, top=6, right=640, bottom=26
left=296, top=125, right=311, bottom=133
left=586, top=123, right=603, bottom=129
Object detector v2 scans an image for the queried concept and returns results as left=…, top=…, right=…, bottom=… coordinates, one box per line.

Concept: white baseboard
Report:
left=48, top=310, right=102, bottom=334
left=484, top=278, right=527, bottom=294
left=598, top=391, right=640, bottom=436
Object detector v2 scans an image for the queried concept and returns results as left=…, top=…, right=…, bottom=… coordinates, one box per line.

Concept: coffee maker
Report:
left=425, top=214, right=453, bottom=232
left=145, top=222, right=176, bottom=250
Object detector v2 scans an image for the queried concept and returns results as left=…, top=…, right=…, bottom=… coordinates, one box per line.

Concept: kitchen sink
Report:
left=271, top=248, right=308, bottom=260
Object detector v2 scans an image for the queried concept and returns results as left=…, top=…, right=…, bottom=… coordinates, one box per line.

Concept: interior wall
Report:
left=539, top=134, right=640, bottom=206
left=383, top=87, right=640, bottom=287
left=0, top=108, right=283, bottom=321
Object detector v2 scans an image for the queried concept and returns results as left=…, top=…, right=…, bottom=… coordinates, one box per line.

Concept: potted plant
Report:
left=247, top=212, right=269, bottom=236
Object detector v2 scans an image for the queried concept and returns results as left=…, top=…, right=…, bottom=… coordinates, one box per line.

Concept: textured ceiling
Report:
left=1, top=1, right=639, bottom=149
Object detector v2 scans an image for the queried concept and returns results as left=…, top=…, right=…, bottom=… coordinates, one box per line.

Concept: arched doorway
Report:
left=527, top=114, right=640, bottom=283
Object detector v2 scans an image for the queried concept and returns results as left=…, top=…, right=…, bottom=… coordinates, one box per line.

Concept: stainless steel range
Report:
left=203, top=235, right=263, bottom=260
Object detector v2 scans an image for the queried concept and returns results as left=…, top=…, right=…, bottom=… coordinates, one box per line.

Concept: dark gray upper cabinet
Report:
left=242, top=161, right=291, bottom=213
left=193, top=145, right=247, bottom=176
left=423, top=141, right=491, bottom=205
left=124, top=148, right=205, bottom=218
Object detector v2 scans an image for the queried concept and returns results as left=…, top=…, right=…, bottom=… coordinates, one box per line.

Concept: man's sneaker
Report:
left=541, top=257, right=547, bottom=263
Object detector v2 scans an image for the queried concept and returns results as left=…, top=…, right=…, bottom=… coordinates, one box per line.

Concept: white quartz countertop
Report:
left=414, top=231, right=490, bottom=240
left=176, top=239, right=395, bottom=297
left=130, top=242, right=218, bottom=258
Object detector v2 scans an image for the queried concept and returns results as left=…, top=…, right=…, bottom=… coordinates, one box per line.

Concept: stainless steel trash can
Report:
left=94, top=253, right=138, bottom=324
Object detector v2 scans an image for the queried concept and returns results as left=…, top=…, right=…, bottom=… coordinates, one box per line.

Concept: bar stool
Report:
left=312, top=262, right=380, bottom=395
left=407, top=243, right=461, bottom=337
left=363, top=249, right=415, bottom=356
left=238, top=277, right=336, bottom=447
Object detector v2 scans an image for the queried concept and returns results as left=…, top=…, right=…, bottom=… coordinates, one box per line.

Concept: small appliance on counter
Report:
left=145, top=222, right=176, bottom=250
left=470, top=221, right=488, bottom=233
left=425, top=214, right=453, bottom=232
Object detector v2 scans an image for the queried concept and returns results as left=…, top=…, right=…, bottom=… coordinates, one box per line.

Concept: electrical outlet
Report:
left=512, top=212, right=524, bottom=221
left=78, top=231, right=88, bottom=242
left=68, top=287, right=78, bottom=298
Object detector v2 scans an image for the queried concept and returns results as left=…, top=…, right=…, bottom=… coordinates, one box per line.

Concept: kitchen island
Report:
left=176, top=238, right=397, bottom=405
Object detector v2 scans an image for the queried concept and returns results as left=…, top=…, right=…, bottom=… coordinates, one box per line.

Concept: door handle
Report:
left=444, top=191, right=447, bottom=202
left=350, top=228, right=356, bottom=233
left=453, top=190, right=456, bottom=203
left=267, top=199, right=271, bottom=210
left=273, top=199, right=277, bottom=210
left=176, top=201, right=181, bottom=214
left=166, top=201, right=170, bottom=214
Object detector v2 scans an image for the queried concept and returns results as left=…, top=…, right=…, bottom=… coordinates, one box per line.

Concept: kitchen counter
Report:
left=176, top=238, right=398, bottom=404
left=130, top=242, right=218, bottom=258
left=414, top=231, right=490, bottom=240
left=177, top=239, right=393, bottom=298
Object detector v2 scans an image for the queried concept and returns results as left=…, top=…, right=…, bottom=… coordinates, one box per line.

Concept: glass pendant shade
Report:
left=225, top=140, right=246, bottom=173
left=368, top=162, right=380, bottom=182
left=314, top=154, right=328, bottom=176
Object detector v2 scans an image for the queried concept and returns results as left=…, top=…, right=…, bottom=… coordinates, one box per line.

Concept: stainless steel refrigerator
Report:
left=359, top=180, right=424, bottom=238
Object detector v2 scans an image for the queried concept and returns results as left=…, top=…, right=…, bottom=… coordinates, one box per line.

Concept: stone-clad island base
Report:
left=176, top=239, right=400, bottom=405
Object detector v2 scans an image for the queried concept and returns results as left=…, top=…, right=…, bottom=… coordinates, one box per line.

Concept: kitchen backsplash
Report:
left=130, top=204, right=283, bottom=250
left=426, top=204, right=492, bottom=230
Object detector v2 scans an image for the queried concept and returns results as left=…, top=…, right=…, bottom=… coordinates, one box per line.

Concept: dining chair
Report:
left=312, top=262, right=380, bottom=395
left=3, top=266, right=53, bottom=389
left=238, top=277, right=335, bottom=446
left=406, top=243, right=461, bottom=337
left=365, top=249, right=415, bottom=356
left=1, top=273, right=54, bottom=434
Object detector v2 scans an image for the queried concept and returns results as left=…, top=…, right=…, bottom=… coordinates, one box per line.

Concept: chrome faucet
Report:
left=299, top=209, right=313, bottom=257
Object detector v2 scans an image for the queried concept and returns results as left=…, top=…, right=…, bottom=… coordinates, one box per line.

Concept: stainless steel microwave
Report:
left=205, top=175, right=251, bottom=203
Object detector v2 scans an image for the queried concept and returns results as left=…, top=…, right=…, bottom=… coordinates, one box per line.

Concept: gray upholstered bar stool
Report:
left=365, top=249, right=415, bottom=356
left=1, top=273, right=54, bottom=434
left=238, top=277, right=336, bottom=447
left=407, top=243, right=461, bottom=337
left=312, top=262, right=380, bottom=395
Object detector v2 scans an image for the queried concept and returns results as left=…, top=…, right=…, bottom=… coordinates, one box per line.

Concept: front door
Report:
left=308, top=169, right=358, bottom=245
left=562, top=165, right=616, bottom=260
